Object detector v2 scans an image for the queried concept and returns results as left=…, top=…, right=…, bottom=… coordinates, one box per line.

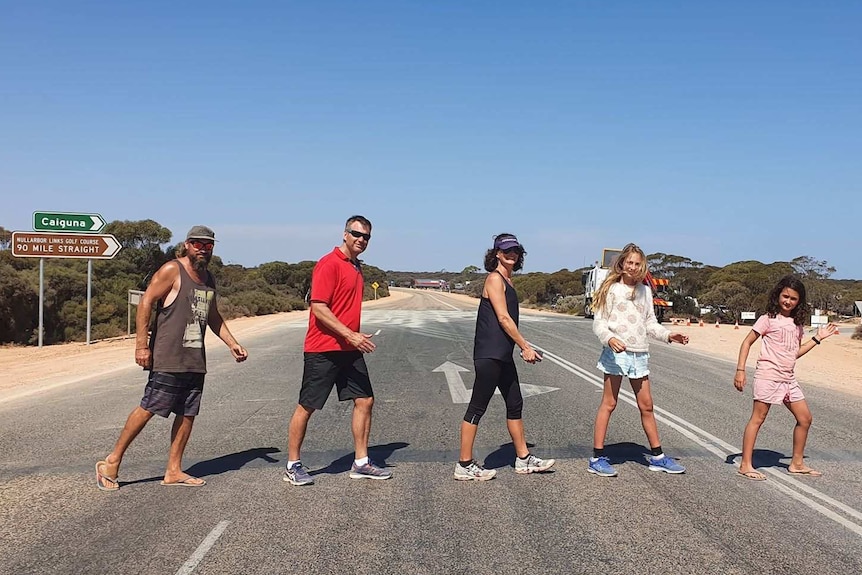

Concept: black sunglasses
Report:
left=347, top=229, right=371, bottom=241
left=501, top=247, right=522, bottom=255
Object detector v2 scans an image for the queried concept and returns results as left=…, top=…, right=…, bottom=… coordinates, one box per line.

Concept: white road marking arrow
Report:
left=433, top=361, right=473, bottom=404
left=433, top=361, right=559, bottom=404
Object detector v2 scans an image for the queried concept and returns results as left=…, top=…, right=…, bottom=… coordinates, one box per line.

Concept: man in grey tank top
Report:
left=95, top=225, right=248, bottom=491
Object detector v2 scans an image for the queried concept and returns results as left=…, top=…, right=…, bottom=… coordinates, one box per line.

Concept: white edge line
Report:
left=534, top=346, right=862, bottom=536
left=175, top=520, right=231, bottom=575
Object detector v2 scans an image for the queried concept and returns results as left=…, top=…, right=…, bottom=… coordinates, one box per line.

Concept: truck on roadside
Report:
left=412, top=278, right=448, bottom=290
left=582, top=248, right=622, bottom=319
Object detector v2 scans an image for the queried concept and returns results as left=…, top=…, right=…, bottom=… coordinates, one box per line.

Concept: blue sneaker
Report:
left=283, top=462, right=314, bottom=486
left=588, top=456, right=618, bottom=477
left=648, top=455, right=685, bottom=474
left=349, top=460, right=392, bottom=480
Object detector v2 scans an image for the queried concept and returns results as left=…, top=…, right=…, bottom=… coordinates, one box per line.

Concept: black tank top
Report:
left=151, top=263, right=216, bottom=373
left=473, top=270, right=520, bottom=362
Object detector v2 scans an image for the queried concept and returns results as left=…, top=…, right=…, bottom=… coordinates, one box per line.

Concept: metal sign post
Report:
left=11, top=225, right=122, bottom=347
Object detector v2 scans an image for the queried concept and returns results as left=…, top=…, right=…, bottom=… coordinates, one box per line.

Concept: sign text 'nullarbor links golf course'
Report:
left=11, top=231, right=121, bottom=259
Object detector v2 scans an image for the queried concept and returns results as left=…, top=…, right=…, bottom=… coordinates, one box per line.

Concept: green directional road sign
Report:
left=33, top=211, right=106, bottom=233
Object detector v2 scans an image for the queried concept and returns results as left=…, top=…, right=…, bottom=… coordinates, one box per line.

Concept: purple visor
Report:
left=494, top=236, right=521, bottom=251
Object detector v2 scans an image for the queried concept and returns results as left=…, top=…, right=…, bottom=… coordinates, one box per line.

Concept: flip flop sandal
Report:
left=95, top=461, right=120, bottom=491
left=788, top=468, right=823, bottom=476
left=737, top=470, right=766, bottom=481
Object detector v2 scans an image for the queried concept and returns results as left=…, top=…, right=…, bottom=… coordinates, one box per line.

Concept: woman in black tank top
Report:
left=453, top=234, right=556, bottom=481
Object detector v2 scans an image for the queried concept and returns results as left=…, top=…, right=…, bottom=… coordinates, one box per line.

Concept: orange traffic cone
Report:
left=699, top=319, right=704, bottom=327
left=734, top=321, right=739, bottom=330
left=686, top=318, right=691, bottom=326
left=715, top=319, right=720, bottom=328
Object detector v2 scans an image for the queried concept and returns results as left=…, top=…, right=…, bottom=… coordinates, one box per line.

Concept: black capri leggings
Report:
left=463, top=358, right=524, bottom=424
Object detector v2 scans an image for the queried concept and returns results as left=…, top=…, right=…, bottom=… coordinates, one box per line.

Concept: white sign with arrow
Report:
left=433, top=361, right=558, bottom=404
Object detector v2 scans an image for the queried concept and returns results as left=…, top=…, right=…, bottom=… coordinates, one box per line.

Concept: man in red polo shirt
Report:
left=283, top=215, right=391, bottom=485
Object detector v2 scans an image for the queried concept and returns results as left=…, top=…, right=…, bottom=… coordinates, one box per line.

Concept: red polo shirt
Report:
left=304, top=247, right=364, bottom=352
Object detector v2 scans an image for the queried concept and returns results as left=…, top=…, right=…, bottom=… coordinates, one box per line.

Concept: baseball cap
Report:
left=494, top=235, right=521, bottom=251
left=186, top=225, right=216, bottom=242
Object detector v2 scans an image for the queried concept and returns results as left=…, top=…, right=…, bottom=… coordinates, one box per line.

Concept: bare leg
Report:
left=593, top=374, right=623, bottom=449
left=351, top=397, right=374, bottom=460
left=162, top=415, right=200, bottom=484
left=287, top=404, right=315, bottom=461
left=506, top=419, right=529, bottom=459
left=629, top=377, right=660, bottom=449
left=459, top=421, right=479, bottom=462
left=739, top=401, right=771, bottom=473
left=785, top=400, right=817, bottom=473
left=102, top=406, right=155, bottom=478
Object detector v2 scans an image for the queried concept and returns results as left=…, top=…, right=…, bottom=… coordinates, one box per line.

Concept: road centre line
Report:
left=175, top=520, right=231, bottom=575
left=424, top=292, right=463, bottom=311
left=534, top=346, right=862, bottom=538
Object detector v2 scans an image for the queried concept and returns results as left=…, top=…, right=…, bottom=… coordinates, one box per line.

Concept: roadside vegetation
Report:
left=1, top=222, right=859, bottom=345
left=0, top=221, right=388, bottom=345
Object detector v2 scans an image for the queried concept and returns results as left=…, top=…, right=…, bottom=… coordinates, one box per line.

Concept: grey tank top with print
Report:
left=151, top=263, right=216, bottom=373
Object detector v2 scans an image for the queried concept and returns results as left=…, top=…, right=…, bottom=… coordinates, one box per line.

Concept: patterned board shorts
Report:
left=140, top=371, right=205, bottom=417
left=597, top=347, right=651, bottom=379
left=753, top=378, right=805, bottom=404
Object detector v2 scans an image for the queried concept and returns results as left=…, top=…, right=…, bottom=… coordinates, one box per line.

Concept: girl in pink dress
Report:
left=734, top=275, right=839, bottom=480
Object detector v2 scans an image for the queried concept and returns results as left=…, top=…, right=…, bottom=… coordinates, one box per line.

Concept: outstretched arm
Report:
left=797, top=322, right=839, bottom=359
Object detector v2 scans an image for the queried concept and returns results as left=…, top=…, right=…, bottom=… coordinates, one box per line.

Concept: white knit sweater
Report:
left=592, top=281, right=670, bottom=352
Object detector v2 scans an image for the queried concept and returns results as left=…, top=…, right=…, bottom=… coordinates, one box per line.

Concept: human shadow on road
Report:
left=122, top=447, right=281, bottom=486
left=724, top=449, right=794, bottom=470
left=310, top=442, right=409, bottom=477
left=483, top=441, right=540, bottom=470
left=601, top=441, right=661, bottom=467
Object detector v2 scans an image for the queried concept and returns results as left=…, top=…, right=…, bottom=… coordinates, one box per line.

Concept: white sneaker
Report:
left=515, top=454, right=556, bottom=474
left=454, top=461, right=496, bottom=481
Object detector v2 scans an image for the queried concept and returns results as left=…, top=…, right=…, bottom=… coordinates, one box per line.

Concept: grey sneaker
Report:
left=283, top=462, right=314, bottom=486
left=515, top=454, right=556, bottom=474
left=454, top=461, right=497, bottom=481
left=349, top=460, right=392, bottom=480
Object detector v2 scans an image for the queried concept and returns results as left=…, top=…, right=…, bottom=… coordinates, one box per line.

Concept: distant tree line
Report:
left=400, top=253, right=862, bottom=324
left=0, top=220, right=389, bottom=345
left=1, top=221, right=859, bottom=345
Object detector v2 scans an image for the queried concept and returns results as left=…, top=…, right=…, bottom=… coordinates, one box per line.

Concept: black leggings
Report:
left=463, top=358, right=523, bottom=424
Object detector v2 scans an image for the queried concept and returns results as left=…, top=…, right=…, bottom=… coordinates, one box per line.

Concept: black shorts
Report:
left=299, top=351, right=373, bottom=410
left=140, top=371, right=205, bottom=418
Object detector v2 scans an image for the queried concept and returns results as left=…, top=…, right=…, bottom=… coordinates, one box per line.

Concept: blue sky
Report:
left=2, top=2, right=859, bottom=278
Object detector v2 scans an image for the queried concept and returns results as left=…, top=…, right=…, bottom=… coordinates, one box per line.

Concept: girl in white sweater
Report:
left=588, top=243, right=689, bottom=478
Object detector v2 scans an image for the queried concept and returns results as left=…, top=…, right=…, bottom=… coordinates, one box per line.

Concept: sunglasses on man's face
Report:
left=347, top=229, right=371, bottom=241
left=189, top=240, right=214, bottom=250
left=501, top=247, right=522, bottom=255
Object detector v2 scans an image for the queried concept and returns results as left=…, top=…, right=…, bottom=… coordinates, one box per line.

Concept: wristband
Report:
left=736, top=368, right=745, bottom=371
left=812, top=336, right=821, bottom=345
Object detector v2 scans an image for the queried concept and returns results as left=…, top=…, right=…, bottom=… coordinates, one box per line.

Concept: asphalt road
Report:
left=1, top=288, right=861, bottom=575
